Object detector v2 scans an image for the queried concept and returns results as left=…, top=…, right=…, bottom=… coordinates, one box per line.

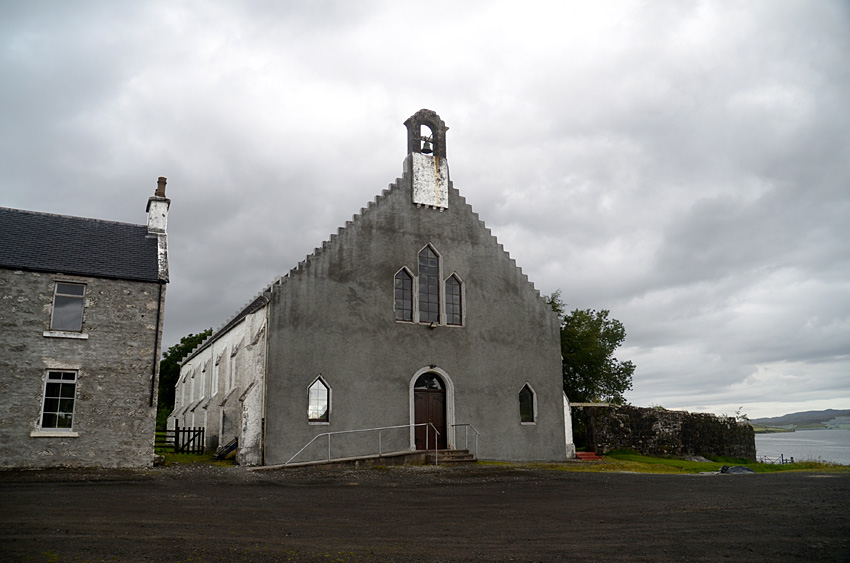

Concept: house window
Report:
left=51, top=282, right=85, bottom=332
left=519, top=384, right=535, bottom=423
left=445, top=275, right=462, bottom=325
left=394, top=269, right=413, bottom=321
left=40, top=371, right=77, bottom=430
left=418, top=246, right=440, bottom=324
left=308, top=377, right=330, bottom=423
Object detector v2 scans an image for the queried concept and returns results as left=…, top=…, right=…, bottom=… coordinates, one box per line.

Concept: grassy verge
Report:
left=483, top=450, right=850, bottom=474
left=160, top=451, right=236, bottom=467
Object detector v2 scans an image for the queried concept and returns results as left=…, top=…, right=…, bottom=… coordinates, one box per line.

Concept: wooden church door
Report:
left=414, top=373, right=447, bottom=450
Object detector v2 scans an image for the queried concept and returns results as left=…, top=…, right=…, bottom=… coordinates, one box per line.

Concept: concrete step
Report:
left=425, top=449, right=477, bottom=464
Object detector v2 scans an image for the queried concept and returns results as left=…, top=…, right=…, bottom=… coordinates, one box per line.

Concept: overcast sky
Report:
left=2, top=1, right=848, bottom=419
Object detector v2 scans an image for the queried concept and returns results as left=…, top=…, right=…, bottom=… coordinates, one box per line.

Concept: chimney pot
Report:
left=156, top=177, right=167, bottom=197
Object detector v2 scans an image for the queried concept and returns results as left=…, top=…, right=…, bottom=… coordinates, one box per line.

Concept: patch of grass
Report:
left=161, top=452, right=235, bottom=466
left=482, top=452, right=849, bottom=474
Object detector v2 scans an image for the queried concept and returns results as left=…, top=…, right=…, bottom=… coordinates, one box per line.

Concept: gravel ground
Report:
left=2, top=463, right=849, bottom=562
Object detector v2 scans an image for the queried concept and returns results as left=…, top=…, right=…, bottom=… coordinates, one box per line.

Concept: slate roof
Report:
left=0, top=207, right=161, bottom=282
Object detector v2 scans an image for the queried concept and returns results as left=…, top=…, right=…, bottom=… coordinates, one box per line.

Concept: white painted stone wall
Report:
left=168, top=303, right=267, bottom=464
left=410, top=152, right=449, bottom=209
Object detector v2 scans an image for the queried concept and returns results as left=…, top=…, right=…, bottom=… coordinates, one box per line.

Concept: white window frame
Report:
left=393, top=266, right=416, bottom=323
left=47, top=281, right=87, bottom=335
left=307, top=375, right=331, bottom=425
left=444, top=272, right=465, bottom=327
left=38, top=370, right=79, bottom=433
left=519, top=382, right=537, bottom=425
left=417, top=243, right=442, bottom=325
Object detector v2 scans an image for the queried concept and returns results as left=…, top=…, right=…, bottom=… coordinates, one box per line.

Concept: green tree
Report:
left=547, top=291, right=635, bottom=404
left=156, top=328, right=212, bottom=428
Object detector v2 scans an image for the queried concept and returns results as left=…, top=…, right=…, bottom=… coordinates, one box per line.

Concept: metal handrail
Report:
left=284, top=422, right=440, bottom=466
left=451, top=423, right=480, bottom=459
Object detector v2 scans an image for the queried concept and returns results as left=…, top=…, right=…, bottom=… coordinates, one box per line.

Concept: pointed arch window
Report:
left=394, top=269, right=413, bottom=321
left=519, top=384, right=536, bottom=424
left=445, top=274, right=463, bottom=325
left=308, top=376, right=330, bottom=423
left=418, top=246, right=440, bottom=324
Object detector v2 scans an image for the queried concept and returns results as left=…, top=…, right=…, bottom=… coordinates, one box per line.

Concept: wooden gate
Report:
left=155, top=422, right=206, bottom=454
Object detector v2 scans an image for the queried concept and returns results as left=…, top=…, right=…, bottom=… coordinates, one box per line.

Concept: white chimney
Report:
left=146, top=176, right=170, bottom=234
left=146, top=176, right=171, bottom=281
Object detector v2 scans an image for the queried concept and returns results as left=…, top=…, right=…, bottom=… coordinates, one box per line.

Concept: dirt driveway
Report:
left=2, top=463, right=848, bottom=562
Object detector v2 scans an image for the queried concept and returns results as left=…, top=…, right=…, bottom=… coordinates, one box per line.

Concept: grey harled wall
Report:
left=264, top=170, right=567, bottom=464
left=0, top=269, right=162, bottom=468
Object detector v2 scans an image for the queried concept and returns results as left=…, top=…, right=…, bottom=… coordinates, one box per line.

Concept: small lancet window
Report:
left=519, top=384, right=535, bottom=423
left=445, top=275, right=462, bottom=325
left=394, top=269, right=413, bottom=321
left=308, top=377, right=330, bottom=422
left=419, top=246, right=440, bottom=324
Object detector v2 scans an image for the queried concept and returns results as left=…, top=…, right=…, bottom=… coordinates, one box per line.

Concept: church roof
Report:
left=0, top=207, right=161, bottom=282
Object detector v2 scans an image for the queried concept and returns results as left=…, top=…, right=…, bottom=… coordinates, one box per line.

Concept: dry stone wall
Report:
left=584, top=405, right=756, bottom=461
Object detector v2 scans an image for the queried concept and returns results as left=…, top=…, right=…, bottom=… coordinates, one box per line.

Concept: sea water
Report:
left=755, top=429, right=850, bottom=465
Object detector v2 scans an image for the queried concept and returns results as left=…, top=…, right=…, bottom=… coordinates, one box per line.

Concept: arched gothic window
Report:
left=519, top=384, right=535, bottom=423
left=418, top=246, right=440, bottom=324
left=445, top=275, right=462, bottom=325
left=308, top=377, right=330, bottom=423
left=394, top=269, right=413, bottom=321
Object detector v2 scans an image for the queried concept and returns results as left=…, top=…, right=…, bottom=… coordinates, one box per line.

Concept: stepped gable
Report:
left=273, top=170, right=543, bottom=300
left=183, top=115, right=554, bottom=362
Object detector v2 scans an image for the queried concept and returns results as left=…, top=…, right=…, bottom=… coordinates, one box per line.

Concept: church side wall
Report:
left=264, top=176, right=567, bottom=465
left=169, top=305, right=267, bottom=461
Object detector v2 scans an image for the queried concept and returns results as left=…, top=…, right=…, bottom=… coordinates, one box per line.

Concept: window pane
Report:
left=42, top=413, right=57, bottom=428
left=394, top=270, right=413, bottom=321
left=56, top=414, right=73, bottom=428
left=58, top=399, right=74, bottom=413
left=45, top=382, right=61, bottom=397
left=519, top=386, right=534, bottom=422
left=418, top=248, right=440, bottom=323
left=445, top=276, right=462, bottom=325
left=59, top=383, right=75, bottom=398
left=52, top=294, right=84, bottom=331
left=43, top=398, right=59, bottom=413
left=56, top=283, right=85, bottom=296
left=308, top=380, right=329, bottom=422
left=414, top=374, right=444, bottom=390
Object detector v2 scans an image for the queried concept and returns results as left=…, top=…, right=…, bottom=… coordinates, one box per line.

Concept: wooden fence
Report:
left=155, top=423, right=205, bottom=454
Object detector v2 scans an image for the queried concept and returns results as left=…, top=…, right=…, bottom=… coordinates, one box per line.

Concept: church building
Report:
left=169, top=110, right=574, bottom=466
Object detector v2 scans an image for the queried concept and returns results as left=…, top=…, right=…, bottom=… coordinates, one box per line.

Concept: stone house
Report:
left=170, top=110, right=574, bottom=466
left=0, top=179, right=170, bottom=468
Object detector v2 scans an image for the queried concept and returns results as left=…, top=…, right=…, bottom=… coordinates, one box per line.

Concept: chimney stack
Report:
left=146, top=176, right=171, bottom=281
left=146, top=176, right=171, bottom=235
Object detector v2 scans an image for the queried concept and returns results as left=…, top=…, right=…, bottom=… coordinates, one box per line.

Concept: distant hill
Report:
left=750, top=409, right=850, bottom=429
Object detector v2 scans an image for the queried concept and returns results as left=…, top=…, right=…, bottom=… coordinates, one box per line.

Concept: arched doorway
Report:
left=413, top=372, right=447, bottom=450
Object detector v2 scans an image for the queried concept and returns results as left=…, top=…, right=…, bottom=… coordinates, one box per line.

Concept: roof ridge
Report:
left=0, top=206, right=146, bottom=229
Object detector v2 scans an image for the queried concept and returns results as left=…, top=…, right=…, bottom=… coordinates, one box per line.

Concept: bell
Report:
left=421, top=140, right=433, bottom=154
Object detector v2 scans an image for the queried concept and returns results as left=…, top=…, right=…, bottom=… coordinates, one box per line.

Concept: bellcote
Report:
left=404, top=109, right=449, bottom=210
